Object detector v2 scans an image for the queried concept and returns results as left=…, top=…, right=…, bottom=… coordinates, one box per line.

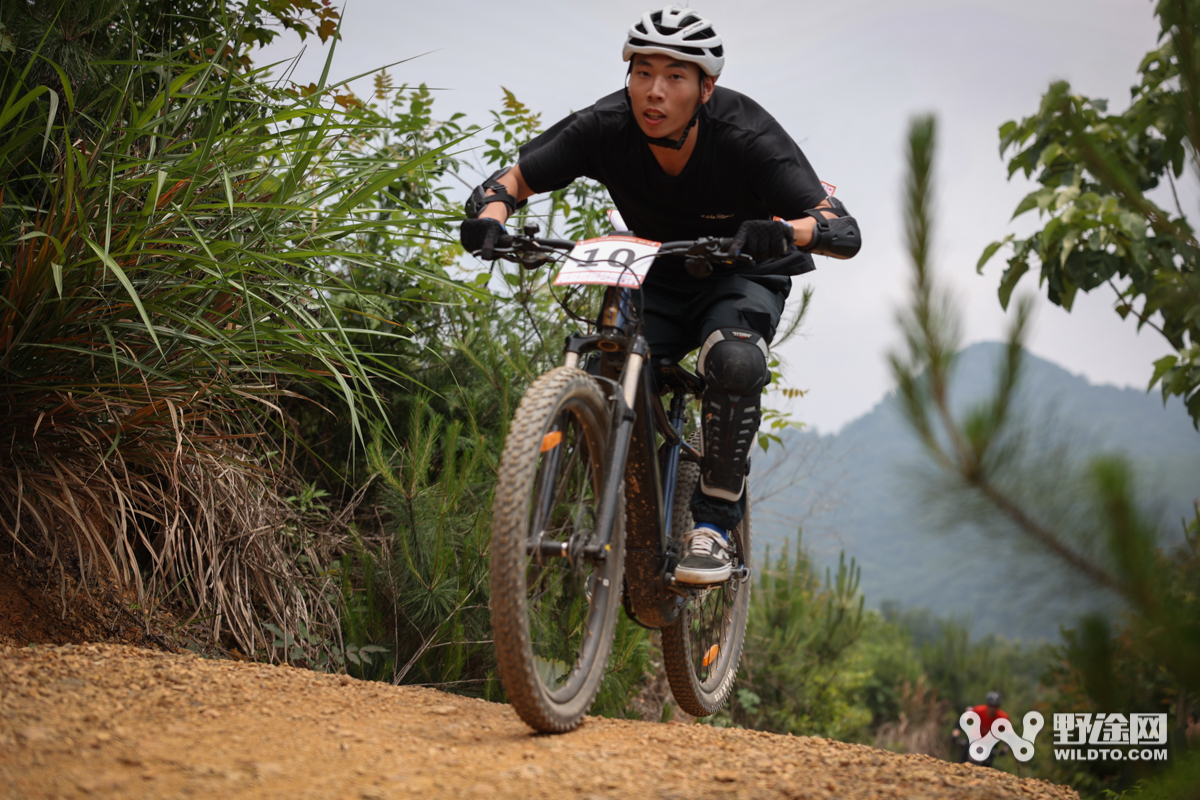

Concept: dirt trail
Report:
left=0, top=644, right=1078, bottom=800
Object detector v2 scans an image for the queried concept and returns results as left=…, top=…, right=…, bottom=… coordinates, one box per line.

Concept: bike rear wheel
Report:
left=490, top=367, right=625, bottom=733
left=660, top=432, right=751, bottom=717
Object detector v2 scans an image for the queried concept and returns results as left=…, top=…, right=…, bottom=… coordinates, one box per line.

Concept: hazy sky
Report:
left=261, top=0, right=1190, bottom=433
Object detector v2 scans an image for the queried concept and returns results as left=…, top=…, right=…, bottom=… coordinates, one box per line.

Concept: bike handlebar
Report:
left=479, top=233, right=771, bottom=278
left=499, top=235, right=578, bottom=252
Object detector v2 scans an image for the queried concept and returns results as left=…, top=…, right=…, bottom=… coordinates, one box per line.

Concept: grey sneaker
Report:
left=675, top=526, right=732, bottom=584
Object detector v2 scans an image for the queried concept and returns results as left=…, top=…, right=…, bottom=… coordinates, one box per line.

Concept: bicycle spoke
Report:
left=530, top=417, right=583, bottom=536
left=521, top=400, right=607, bottom=700
left=661, top=431, right=751, bottom=717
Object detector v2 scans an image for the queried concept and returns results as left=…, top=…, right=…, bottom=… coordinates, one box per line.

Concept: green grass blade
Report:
left=84, top=238, right=162, bottom=354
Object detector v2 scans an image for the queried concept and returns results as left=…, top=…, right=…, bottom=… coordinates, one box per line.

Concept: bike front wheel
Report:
left=490, top=366, right=625, bottom=733
left=660, top=432, right=752, bottom=717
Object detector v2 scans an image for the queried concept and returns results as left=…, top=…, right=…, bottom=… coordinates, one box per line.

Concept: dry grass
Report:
left=874, top=676, right=951, bottom=758
left=0, top=388, right=358, bottom=659
left=0, top=29, right=447, bottom=661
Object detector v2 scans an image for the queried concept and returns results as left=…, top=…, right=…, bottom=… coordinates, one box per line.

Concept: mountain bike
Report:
left=478, top=226, right=770, bottom=733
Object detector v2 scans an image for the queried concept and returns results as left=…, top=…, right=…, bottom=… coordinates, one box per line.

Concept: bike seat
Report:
left=653, top=357, right=704, bottom=395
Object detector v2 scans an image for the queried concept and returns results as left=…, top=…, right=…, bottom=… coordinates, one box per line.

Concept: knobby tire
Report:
left=660, top=432, right=752, bottom=717
left=490, top=367, right=625, bottom=733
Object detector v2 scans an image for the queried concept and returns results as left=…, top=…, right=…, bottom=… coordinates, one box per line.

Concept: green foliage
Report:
left=714, top=532, right=871, bottom=739
left=481, top=88, right=541, bottom=170
left=980, top=1, right=1200, bottom=425
left=757, top=285, right=814, bottom=452
left=877, top=605, right=1048, bottom=722
left=311, top=79, right=655, bottom=703
left=697, top=530, right=1054, bottom=762
left=1036, top=504, right=1200, bottom=795
left=0, top=2, right=457, bottom=660
left=592, top=614, right=655, bottom=718
left=1102, top=753, right=1200, bottom=800
left=893, top=112, right=1200, bottom=795
left=350, top=399, right=495, bottom=688
left=0, top=0, right=340, bottom=103
left=849, top=605, right=1051, bottom=764
left=263, top=619, right=386, bottom=672
left=850, top=610, right=926, bottom=729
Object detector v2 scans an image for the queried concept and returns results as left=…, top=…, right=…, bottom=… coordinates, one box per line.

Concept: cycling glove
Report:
left=732, top=219, right=793, bottom=260
left=460, top=218, right=506, bottom=258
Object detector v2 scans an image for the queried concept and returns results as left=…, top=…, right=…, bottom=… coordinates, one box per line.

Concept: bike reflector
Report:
left=540, top=431, right=563, bottom=452
left=554, top=235, right=661, bottom=288
left=702, top=644, right=719, bottom=668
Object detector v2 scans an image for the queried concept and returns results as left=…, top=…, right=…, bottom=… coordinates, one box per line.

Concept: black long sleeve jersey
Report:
left=517, top=86, right=828, bottom=285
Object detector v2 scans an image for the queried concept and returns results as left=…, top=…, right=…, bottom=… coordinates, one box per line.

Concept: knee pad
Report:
left=698, top=328, right=769, bottom=395
left=696, top=329, right=769, bottom=503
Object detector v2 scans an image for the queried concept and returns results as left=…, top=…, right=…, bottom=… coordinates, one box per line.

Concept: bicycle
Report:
left=479, top=225, right=773, bottom=733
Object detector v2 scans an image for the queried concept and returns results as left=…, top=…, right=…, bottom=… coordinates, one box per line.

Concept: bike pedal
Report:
left=663, top=572, right=690, bottom=598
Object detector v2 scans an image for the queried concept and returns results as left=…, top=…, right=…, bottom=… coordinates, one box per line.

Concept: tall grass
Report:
left=0, top=24, right=460, bottom=658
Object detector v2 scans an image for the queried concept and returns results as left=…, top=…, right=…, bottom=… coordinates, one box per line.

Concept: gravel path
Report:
left=0, top=644, right=1079, bottom=799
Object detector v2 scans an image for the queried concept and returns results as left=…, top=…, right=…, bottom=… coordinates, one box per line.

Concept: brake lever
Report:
left=479, top=234, right=569, bottom=269
left=476, top=232, right=511, bottom=262
left=518, top=251, right=553, bottom=270
left=659, top=237, right=751, bottom=278
left=659, top=237, right=726, bottom=258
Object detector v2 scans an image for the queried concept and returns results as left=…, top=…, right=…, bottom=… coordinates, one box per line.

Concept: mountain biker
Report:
left=972, top=691, right=1011, bottom=737
left=461, top=5, right=861, bottom=585
left=953, top=691, right=1011, bottom=765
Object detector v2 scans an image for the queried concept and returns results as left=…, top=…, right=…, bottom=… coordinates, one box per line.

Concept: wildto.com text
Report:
left=1052, top=713, right=1168, bottom=762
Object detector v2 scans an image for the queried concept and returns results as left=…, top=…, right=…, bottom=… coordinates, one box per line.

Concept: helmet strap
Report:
left=623, top=62, right=708, bottom=151
left=644, top=106, right=701, bottom=150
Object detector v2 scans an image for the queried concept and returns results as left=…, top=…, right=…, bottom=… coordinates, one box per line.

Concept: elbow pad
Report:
left=798, top=197, right=862, bottom=259
left=464, top=167, right=528, bottom=219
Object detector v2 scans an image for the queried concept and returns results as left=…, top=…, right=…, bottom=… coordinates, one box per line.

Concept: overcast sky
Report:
left=261, top=0, right=1190, bottom=434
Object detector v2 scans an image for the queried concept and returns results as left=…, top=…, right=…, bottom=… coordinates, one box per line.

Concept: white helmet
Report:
left=622, top=6, right=724, bottom=78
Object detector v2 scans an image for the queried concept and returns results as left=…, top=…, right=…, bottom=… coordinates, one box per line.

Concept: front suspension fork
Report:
left=588, top=336, right=648, bottom=559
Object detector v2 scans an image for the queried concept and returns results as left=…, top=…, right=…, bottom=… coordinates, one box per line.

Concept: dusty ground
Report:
left=0, top=552, right=235, bottom=660
left=0, top=644, right=1079, bottom=800
left=0, top=553, right=160, bottom=650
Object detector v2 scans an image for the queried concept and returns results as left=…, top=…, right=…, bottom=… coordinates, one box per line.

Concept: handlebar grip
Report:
left=659, top=237, right=738, bottom=254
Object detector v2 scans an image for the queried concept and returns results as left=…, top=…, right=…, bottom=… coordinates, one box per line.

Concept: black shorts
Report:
left=637, top=274, right=790, bottom=361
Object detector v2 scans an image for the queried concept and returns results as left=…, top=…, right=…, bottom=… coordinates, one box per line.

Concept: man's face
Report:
left=627, top=54, right=714, bottom=141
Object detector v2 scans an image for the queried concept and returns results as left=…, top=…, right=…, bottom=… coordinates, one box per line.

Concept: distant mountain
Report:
left=751, top=342, right=1200, bottom=642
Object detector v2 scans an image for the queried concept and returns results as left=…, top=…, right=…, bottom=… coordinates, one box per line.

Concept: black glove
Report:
left=732, top=219, right=794, bottom=260
left=460, top=218, right=506, bottom=259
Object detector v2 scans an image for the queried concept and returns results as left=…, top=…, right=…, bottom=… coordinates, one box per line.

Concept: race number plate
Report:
left=554, top=235, right=662, bottom=288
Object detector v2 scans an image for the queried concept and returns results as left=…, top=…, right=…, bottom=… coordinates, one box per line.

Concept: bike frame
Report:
left=560, top=284, right=713, bottom=629
left=488, top=229, right=758, bottom=627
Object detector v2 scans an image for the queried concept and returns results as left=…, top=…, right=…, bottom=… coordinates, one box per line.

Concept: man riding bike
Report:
left=954, top=691, right=1011, bottom=766
left=461, top=5, right=861, bottom=585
